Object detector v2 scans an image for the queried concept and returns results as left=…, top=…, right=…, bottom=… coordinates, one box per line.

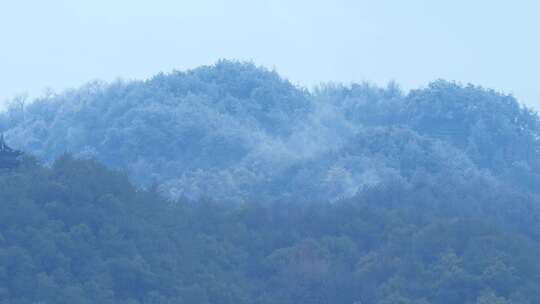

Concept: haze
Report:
left=1, top=0, right=539, bottom=109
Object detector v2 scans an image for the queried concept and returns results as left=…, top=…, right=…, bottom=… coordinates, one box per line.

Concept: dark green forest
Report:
left=1, top=61, right=540, bottom=303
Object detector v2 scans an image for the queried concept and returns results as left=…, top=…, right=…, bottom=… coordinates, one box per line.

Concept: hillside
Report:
left=1, top=155, right=540, bottom=303
left=1, top=61, right=540, bottom=303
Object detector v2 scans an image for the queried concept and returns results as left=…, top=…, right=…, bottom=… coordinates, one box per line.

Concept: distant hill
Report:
left=1, top=61, right=539, bottom=203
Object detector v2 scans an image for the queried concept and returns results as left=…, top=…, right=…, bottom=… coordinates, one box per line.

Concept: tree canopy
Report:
left=0, top=155, right=539, bottom=303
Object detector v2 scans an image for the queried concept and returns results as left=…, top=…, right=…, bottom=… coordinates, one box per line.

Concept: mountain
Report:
left=2, top=61, right=538, bottom=203
left=2, top=61, right=540, bottom=303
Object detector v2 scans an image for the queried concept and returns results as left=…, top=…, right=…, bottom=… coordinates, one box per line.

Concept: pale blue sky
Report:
left=1, top=1, right=539, bottom=109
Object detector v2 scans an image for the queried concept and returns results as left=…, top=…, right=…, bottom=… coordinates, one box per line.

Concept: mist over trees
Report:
left=1, top=60, right=540, bottom=303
